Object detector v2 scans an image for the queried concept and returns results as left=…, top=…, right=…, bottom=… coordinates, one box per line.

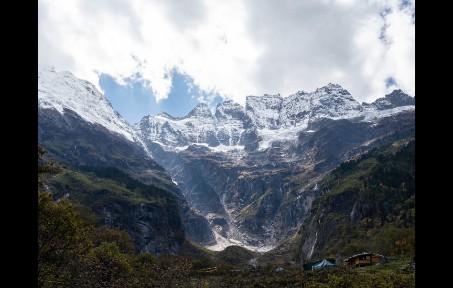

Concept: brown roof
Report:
left=343, top=252, right=384, bottom=262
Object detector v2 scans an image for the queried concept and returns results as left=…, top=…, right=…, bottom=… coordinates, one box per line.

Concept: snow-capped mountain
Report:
left=135, top=103, right=218, bottom=148
left=280, top=84, right=364, bottom=124
left=135, top=101, right=254, bottom=152
left=133, top=84, right=414, bottom=252
left=38, top=64, right=137, bottom=143
left=135, top=83, right=414, bottom=152
left=246, top=84, right=364, bottom=130
left=38, top=65, right=415, bottom=253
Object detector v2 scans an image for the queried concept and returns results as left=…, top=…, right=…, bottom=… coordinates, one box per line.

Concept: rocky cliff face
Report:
left=132, top=82, right=415, bottom=252
left=48, top=167, right=186, bottom=255
left=98, top=197, right=186, bottom=255
left=136, top=106, right=414, bottom=251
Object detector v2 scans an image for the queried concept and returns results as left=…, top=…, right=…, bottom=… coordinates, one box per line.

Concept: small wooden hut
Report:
left=343, top=252, right=387, bottom=267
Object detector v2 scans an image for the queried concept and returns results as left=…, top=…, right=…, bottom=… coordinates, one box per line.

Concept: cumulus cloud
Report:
left=38, top=0, right=414, bottom=107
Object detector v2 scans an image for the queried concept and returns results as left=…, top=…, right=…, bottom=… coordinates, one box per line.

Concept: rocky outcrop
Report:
left=297, top=138, right=415, bottom=260
left=101, top=201, right=185, bottom=255
left=362, top=89, right=415, bottom=110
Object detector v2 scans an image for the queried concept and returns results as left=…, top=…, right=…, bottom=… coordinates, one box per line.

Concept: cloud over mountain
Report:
left=39, top=0, right=414, bottom=108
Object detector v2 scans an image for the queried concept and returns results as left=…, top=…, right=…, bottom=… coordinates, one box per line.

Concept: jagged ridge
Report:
left=135, top=83, right=414, bottom=152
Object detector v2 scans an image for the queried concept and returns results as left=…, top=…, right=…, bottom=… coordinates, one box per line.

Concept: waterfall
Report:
left=307, top=231, right=318, bottom=259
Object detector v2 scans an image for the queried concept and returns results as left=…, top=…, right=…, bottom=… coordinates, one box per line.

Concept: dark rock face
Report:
left=215, top=100, right=250, bottom=123
left=48, top=164, right=187, bottom=255
left=303, top=119, right=370, bottom=169
left=38, top=108, right=216, bottom=249
left=239, top=128, right=261, bottom=152
left=299, top=139, right=415, bottom=260
left=182, top=209, right=216, bottom=244
left=38, top=108, right=179, bottom=194
left=363, top=89, right=415, bottom=110
left=301, top=109, right=415, bottom=172
left=101, top=200, right=185, bottom=255
left=205, top=130, right=221, bottom=147
left=384, top=89, right=415, bottom=106
left=144, top=142, right=230, bottom=240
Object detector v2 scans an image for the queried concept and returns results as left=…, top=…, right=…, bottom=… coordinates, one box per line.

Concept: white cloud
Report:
left=38, top=0, right=415, bottom=108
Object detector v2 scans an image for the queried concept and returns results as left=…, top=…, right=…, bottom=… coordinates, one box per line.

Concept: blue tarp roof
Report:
left=303, top=259, right=336, bottom=270
left=311, top=259, right=335, bottom=270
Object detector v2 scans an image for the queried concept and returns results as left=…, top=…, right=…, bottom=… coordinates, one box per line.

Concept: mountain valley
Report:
left=38, top=64, right=414, bottom=262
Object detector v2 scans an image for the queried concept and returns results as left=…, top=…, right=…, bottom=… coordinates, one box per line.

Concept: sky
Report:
left=38, top=0, right=415, bottom=125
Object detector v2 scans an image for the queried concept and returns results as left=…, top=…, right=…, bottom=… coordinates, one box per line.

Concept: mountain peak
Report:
left=216, top=99, right=243, bottom=110
left=187, top=103, right=213, bottom=118
left=315, top=83, right=351, bottom=96
left=157, top=112, right=176, bottom=119
left=326, top=83, right=342, bottom=88
left=389, top=89, right=404, bottom=94
left=215, top=99, right=247, bottom=121
left=296, top=90, right=308, bottom=96
left=363, top=89, right=414, bottom=110
left=385, top=89, right=414, bottom=106
left=385, top=89, right=413, bottom=99
left=38, top=65, right=136, bottom=142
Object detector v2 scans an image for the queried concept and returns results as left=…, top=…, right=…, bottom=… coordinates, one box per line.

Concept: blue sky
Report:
left=100, top=70, right=223, bottom=124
